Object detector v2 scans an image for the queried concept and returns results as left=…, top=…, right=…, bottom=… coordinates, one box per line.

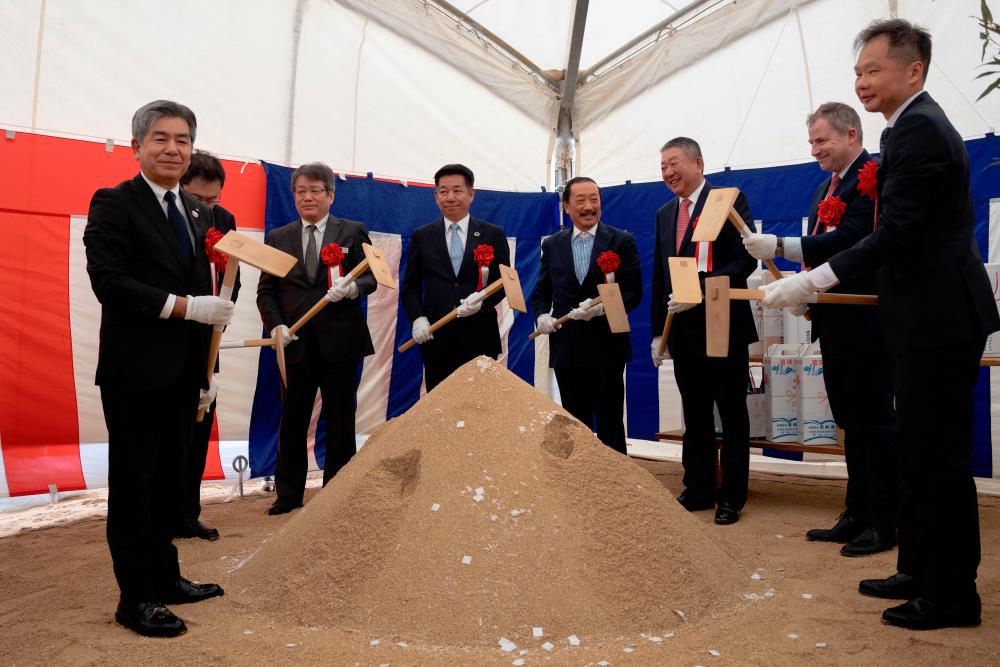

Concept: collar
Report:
left=886, top=90, right=925, bottom=128
left=140, top=171, right=181, bottom=205
left=301, top=215, right=329, bottom=234
left=572, top=222, right=599, bottom=240
left=837, top=150, right=865, bottom=180
left=444, top=214, right=470, bottom=234
left=679, top=178, right=707, bottom=209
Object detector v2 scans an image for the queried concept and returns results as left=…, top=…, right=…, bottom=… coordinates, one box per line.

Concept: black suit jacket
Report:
left=401, top=217, right=510, bottom=358
left=256, top=216, right=377, bottom=365
left=84, top=174, right=214, bottom=390
left=801, top=150, right=881, bottom=345
left=828, top=92, right=1000, bottom=352
left=651, top=181, right=758, bottom=356
left=532, top=223, right=642, bottom=368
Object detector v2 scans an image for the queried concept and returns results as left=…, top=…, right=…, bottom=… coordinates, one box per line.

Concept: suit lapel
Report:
left=461, top=219, right=482, bottom=279
left=562, top=228, right=581, bottom=287
left=583, top=223, right=611, bottom=285
left=434, top=219, right=455, bottom=275
left=130, top=175, right=187, bottom=269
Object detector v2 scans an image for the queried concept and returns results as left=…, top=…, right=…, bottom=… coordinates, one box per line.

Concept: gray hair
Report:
left=291, top=162, right=336, bottom=193
left=131, top=100, right=197, bottom=143
left=806, top=102, right=864, bottom=143
left=660, top=137, right=702, bottom=160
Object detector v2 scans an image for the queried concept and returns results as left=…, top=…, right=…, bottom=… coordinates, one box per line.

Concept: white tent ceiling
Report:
left=2, top=0, right=998, bottom=191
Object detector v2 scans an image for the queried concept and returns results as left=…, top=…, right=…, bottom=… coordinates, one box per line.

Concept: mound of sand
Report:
left=229, top=357, right=747, bottom=647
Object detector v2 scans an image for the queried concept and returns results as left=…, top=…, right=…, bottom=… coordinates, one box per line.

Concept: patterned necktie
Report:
left=449, top=223, right=463, bottom=276
left=305, top=224, right=318, bottom=282
left=675, top=198, right=691, bottom=253
left=879, top=126, right=891, bottom=157
left=825, top=172, right=841, bottom=199
left=163, top=191, right=193, bottom=270
left=572, top=232, right=593, bottom=283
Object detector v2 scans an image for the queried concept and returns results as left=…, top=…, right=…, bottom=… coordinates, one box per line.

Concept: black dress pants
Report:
left=554, top=363, right=627, bottom=454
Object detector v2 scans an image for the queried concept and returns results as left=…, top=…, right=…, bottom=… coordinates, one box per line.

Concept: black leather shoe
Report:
left=882, top=596, right=981, bottom=630
left=175, top=519, right=220, bottom=541
left=859, top=572, right=920, bottom=600
left=806, top=513, right=863, bottom=543
left=115, top=600, right=187, bottom=637
left=841, top=526, right=895, bottom=557
left=157, top=577, right=225, bottom=605
left=267, top=501, right=303, bottom=516
left=714, top=503, right=740, bottom=525
left=677, top=491, right=715, bottom=512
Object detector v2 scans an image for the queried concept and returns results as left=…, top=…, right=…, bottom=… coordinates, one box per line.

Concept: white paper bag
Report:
left=798, top=342, right=837, bottom=444
left=763, top=343, right=803, bottom=442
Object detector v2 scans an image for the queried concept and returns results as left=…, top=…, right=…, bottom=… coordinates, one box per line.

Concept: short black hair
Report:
left=854, top=18, right=932, bottom=82
left=434, top=164, right=475, bottom=189
left=181, top=150, right=226, bottom=187
left=562, top=176, right=599, bottom=203
left=291, top=162, right=336, bottom=193
left=660, top=137, right=702, bottom=160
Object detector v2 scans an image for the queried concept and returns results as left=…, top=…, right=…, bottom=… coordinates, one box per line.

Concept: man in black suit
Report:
left=531, top=177, right=642, bottom=454
left=83, top=100, right=232, bottom=637
left=257, top=162, right=378, bottom=516
left=650, top=137, right=757, bottom=525
left=401, top=164, right=511, bottom=391
left=763, top=20, right=999, bottom=629
left=744, top=103, right=897, bottom=557
left=174, top=150, right=240, bottom=542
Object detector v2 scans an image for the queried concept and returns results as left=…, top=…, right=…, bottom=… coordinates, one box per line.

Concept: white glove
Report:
left=569, top=299, right=604, bottom=322
left=650, top=337, right=669, bottom=366
left=184, top=295, right=234, bottom=326
left=786, top=303, right=809, bottom=318
left=412, top=316, right=433, bottom=344
left=743, top=233, right=778, bottom=260
left=456, top=293, right=484, bottom=318
left=761, top=272, right=818, bottom=310
left=198, top=376, right=219, bottom=410
left=325, top=277, right=359, bottom=303
left=270, top=324, right=297, bottom=348
left=666, top=294, right=696, bottom=314
left=536, top=313, right=559, bottom=334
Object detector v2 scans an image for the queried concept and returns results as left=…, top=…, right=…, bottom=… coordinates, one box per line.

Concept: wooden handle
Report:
left=398, top=278, right=503, bottom=352
left=196, top=259, right=239, bottom=422
left=287, top=259, right=369, bottom=336
left=527, top=297, right=604, bottom=340
left=730, top=288, right=878, bottom=305
left=729, top=208, right=784, bottom=281
left=657, top=312, right=674, bottom=357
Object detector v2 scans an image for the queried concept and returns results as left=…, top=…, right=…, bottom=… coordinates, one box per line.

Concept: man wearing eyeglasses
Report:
left=257, top=162, right=378, bottom=515
left=173, top=150, right=240, bottom=541
left=401, top=164, right=510, bottom=391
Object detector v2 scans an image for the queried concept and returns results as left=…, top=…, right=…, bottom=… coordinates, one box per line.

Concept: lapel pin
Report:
left=191, top=209, right=200, bottom=219
left=474, top=231, right=481, bottom=237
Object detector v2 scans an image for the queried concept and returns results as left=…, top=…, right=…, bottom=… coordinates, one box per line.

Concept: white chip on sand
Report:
left=512, top=660, right=525, bottom=666
left=475, top=486, right=485, bottom=495
left=542, top=642, right=554, bottom=652
left=456, top=420, right=465, bottom=428
left=462, top=555, right=473, bottom=565
left=776, top=534, right=784, bottom=539
left=519, top=649, right=528, bottom=655
left=764, top=589, right=776, bottom=597
left=286, top=643, right=298, bottom=648
left=431, top=503, right=440, bottom=511
left=599, top=662, right=610, bottom=666
left=568, top=635, right=581, bottom=646
left=490, top=515, right=498, bottom=522
left=397, top=641, right=408, bottom=647
left=751, top=573, right=762, bottom=580
left=243, top=629, right=253, bottom=636
left=532, top=627, right=543, bottom=637
left=499, top=637, right=517, bottom=652
left=674, top=609, right=686, bottom=619
left=816, top=642, right=828, bottom=648
left=623, top=647, right=635, bottom=653
left=511, top=509, right=524, bottom=517
left=802, top=593, right=813, bottom=600
left=665, top=632, right=674, bottom=638
left=519, top=426, right=526, bottom=433
left=709, top=649, right=721, bottom=656
left=370, top=639, right=380, bottom=646
left=649, top=635, right=663, bottom=642
left=474, top=495, right=484, bottom=502
left=787, top=633, right=799, bottom=640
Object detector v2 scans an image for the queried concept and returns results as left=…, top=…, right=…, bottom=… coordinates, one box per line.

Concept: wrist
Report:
left=173, top=295, right=188, bottom=319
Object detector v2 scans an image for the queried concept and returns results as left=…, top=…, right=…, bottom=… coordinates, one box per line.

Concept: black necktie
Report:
left=305, top=224, right=318, bottom=282
left=163, top=191, right=193, bottom=270
left=879, top=126, right=891, bottom=157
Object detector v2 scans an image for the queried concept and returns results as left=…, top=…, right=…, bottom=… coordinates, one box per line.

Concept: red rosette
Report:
left=857, top=159, right=879, bottom=201
left=817, top=195, right=847, bottom=229
left=321, top=242, right=345, bottom=267
left=596, top=250, right=620, bottom=275
left=204, top=227, right=227, bottom=271
left=473, top=243, right=494, bottom=268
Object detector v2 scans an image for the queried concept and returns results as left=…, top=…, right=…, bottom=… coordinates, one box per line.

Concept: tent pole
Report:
left=285, top=0, right=306, bottom=166
left=553, top=0, right=589, bottom=221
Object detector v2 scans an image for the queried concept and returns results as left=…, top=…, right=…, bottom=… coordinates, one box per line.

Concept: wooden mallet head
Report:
left=213, top=230, right=297, bottom=277
left=704, top=275, right=734, bottom=358
left=668, top=256, right=703, bottom=304
left=499, top=264, right=527, bottom=313
left=690, top=187, right=741, bottom=242
left=596, top=282, right=630, bottom=333
left=360, top=242, right=397, bottom=288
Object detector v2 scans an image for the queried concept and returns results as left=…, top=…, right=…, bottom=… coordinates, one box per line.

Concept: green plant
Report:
left=976, top=0, right=1000, bottom=100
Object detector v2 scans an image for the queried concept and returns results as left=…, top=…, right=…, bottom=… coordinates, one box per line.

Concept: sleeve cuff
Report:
left=160, top=294, right=176, bottom=319
left=808, top=263, right=840, bottom=291
left=782, top=237, right=803, bottom=263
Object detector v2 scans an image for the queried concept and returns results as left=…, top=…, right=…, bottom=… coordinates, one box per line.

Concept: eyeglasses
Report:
left=294, top=187, right=329, bottom=197
left=189, top=193, right=222, bottom=206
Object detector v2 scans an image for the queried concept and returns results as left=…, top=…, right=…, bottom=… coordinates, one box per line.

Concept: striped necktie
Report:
left=675, top=198, right=691, bottom=253
left=572, top=232, right=593, bottom=283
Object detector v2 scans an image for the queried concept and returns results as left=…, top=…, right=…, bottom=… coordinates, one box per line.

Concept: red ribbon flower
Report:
left=473, top=243, right=494, bottom=290
left=204, top=228, right=227, bottom=271
left=596, top=250, right=620, bottom=275
left=857, top=159, right=878, bottom=201
left=817, top=195, right=847, bottom=229
left=321, top=242, right=345, bottom=267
